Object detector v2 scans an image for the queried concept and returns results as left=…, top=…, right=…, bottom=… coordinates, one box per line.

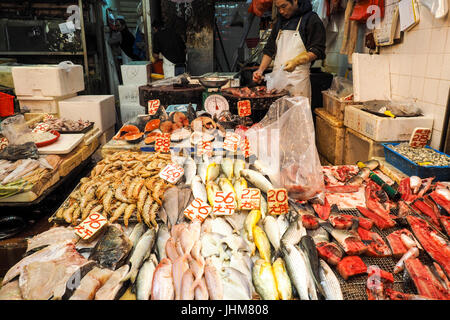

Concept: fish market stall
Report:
left=0, top=95, right=448, bottom=301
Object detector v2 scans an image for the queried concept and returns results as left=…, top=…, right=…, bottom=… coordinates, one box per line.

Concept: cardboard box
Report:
left=315, top=108, right=346, bottom=165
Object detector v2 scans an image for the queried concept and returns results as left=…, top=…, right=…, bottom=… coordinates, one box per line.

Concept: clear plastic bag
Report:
left=246, top=96, right=325, bottom=201
left=265, top=65, right=304, bottom=94
left=327, top=76, right=354, bottom=99
left=363, top=99, right=423, bottom=117
left=0, top=115, right=31, bottom=145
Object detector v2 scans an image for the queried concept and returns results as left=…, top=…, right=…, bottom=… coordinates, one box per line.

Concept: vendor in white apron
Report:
left=253, top=0, right=326, bottom=98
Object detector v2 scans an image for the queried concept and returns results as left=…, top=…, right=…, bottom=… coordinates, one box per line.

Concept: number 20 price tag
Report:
left=213, top=191, right=235, bottom=215
left=155, top=133, right=171, bottom=153
left=240, top=188, right=260, bottom=210
left=74, top=212, right=108, bottom=240
left=148, top=99, right=161, bottom=115
left=267, top=188, right=289, bottom=215
left=159, top=163, right=184, bottom=184
left=184, top=198, right=212, bottom=222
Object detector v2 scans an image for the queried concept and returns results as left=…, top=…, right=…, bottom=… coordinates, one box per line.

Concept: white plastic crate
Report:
left=59, top=95, right=116, bottom=133
left=118, top=85, right=140, bottom=106
left=120, top=103, right=145, bottom=124
left=12, top=64, right=84, bottom=97
left=18, top=94, right=76, bottom=114
left=121, top=61, right=151, bottom=86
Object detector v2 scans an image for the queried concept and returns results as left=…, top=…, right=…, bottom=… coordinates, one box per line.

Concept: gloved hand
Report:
left=284, top=51, right=311, bottom=72
left=252, top=69, right=264, bottom=83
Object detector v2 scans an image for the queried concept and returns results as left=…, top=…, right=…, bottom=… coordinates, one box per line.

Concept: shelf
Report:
left=0, top=51, right=84, bottom=56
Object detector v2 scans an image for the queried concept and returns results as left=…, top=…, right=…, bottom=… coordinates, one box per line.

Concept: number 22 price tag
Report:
left=159, top=163, right=184, bottom=184
left=148, top=99, right=161, bottom=115
left=267, top=188, right=288, bottom=215
left=184, top=198, right=212, bottom=222
left=74, top=212, right=108, bottom=240
left=240, top=188, right=260, bottom=210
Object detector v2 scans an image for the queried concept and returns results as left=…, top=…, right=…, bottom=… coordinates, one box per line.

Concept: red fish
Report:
left=312, top=197, right=331, bottom=220
left=412, top=198, right=441, bottom=230
left=398, top=178, right=417, bottom=202
left=329, top=214, right=354, bottom=230
left=407, top=215, right=450, bottom=275
left=316, top=242, right=343, bottom=266
left=439, top=216, right=450, bottom=237
left=357, top=206, right=396, bottom=230
left=404, top=258, right=450, bottom=300
left=337, top=256, right=367, bottom=281
left=357, top=227, right=392, bottom=258
left=357, top=216, right=374, bottom=230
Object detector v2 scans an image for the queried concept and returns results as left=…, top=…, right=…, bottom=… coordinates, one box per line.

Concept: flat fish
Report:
left=95, top=264, right=130, bottom=300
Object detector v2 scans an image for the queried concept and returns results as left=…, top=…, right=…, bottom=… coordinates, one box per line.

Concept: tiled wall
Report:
left=371, top=4, right=450, bottom=149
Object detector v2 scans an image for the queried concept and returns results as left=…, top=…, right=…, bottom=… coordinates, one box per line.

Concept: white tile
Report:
left=433, top=105, right=446, bottom=131
left=437, top=80, right=450, bottom=106
left=399, top=54, right=413, bottom=75
left=398, top=75, right=411, bottom=97
left=423, top=78, right=440, bottom=103
left=430, top=28, right=447, bottom=53
left=430, top=129, right=442, bottom=149
left=418, top=102, right=436, bottom=117
left=426, top=54, right=444, bottom=79
left=411, top=54, right=428, bottom=77
left=389, top=54, right=400, bottom=74
left=432, top=16, right=447, bottom=29
left=409, top=76, right=425, bottom=100
left=416, top=29, right=432, bottom=54
left=390, top=74, right=400, bottom=95
left=442, top=54, right=450, bottom=80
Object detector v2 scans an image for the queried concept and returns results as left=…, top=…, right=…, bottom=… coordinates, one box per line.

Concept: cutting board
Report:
left=38, top=133, right=84, bottom=155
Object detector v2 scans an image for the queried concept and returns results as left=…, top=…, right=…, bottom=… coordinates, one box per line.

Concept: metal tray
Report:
left=57, top=122, right=94, bottom=134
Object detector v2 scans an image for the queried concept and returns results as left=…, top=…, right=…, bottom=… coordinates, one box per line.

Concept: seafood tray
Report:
left=57, top=122, right=94, bottom=134
left=382, top=143, right=450, bottom=181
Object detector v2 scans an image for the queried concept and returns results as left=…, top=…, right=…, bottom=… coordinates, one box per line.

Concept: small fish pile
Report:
left=33, top=117, right=92, bottom=133
left=53, top=151, right=173, bottom=228
left=391, top=143, right=450, bottom=166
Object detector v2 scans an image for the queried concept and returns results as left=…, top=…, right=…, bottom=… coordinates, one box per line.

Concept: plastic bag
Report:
left=246, top=96, right=325, bottom=201
left=265, top=66, right=303, bottom=94
left=0, top=115, right=31, bottom=145
left=327, top=76, right=354, bottom=100
left=362, top=99, right=423, bottom=117
left=419, top=0, right=448, bottom=19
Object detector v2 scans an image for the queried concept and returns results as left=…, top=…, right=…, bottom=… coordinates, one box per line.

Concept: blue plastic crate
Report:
left=382, top=143, right=450, bottom=181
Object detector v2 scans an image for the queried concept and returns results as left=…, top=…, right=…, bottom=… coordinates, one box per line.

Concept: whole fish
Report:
left=183, top=157, right=196, bottom=185
left=233, top=159, right=245, bottom=179
left=320, top=222, right=367, bottom=256
left=260, top=194, right=268, bottom=219
left=300, top=235, right=325, bottom=298
left=218, top=178, right=237, bottom=208
left=346, top=167, right=370, bottom=186
left=205, top=162, right=220, bottom=183
left=204, top=257, right=223, bottom=300
left=125, top=228, right=157, bottom=283
left=272, top=257, right=293, bottom=300
left=281, top=214, right=306, bottom=247
left=281, top=243, right=315, bottom=300
left=198, top=160, right=209, bottom=184
left=244, top=209, right=261, bottom=242
left=128, top=223, right=146, bottom=249
left=240, top=169, right=273, bottom=194
left=151, top=258, right=175, bottom=300
left=233, top=177, right=247, bottom=210
left=253, top=225, right=272, bottom=262
left=162, top=187, right=180, bottom=228
left=136, top=254, right=158, bottom=300
left=277, top=214, right=290, bottom=238
left=252, top=259, right=280, bottom=300
left=192, top=176, right=207, bottom=203
left=94, top=264, right=130, bottom=300
left=252, top=159, right=271, bottom=177
left=221, top=158, right=234, bottom=180
left=307, top=227, right=329, bottom=245
left=263, top=216, right=282, bottom=257
left=222, top=267, right=252, bottom=300
left=319, top=259, right=343, bottom=300
left=156, top=224, right=171, bottom=261
left=206, top=181, right=221, bottom=207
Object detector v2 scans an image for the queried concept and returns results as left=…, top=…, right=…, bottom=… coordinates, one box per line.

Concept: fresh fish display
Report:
left=233, top=159, right=245, bottom=179
left=316, top=242, right=343, bottom=266
left=320, top=222, right=367, bottom=256
left=357, top=206, right=396, bottom=230
left=240, top=169, right=274, bottom=194
left=307, top=227, right=329, bottom=245
left=252, top=259, right=279, bottom=300
left=336, top=256, right=367, bottom=281
left=95, top=264, right=130, bottom=300
left=357, top=227, right=392, bottom=257
left=299, top=235, right=325, bottom=298
left=386, top=229, right=420, bottom=258
left=69, top=267, right=114, bottom=300
left=412, top=198, right=442, bottom=230
left=281, top=214, right=306, bottom=247
left=312, top=197, right=331, bottom=220
left=183, top=156, right=196, bottom=185
left=253, top=225, right=271, bottom=263
left=393, top=247, right=419, bottom=274
left=319, top=259, right=343, bottom=300
left=125, top=228, right=156, bottom=283
left=272, top=257, right=292, bottom=300
left=191, top=176, right=207, bottom=203
left=263, top=216, right=282, bottom=256
left=26, top=226, right=79, bottom=253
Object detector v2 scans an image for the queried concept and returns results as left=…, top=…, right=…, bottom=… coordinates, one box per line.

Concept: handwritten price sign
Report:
left=155, top=133, right=171, bottom=153
left=74, top=212, right=108, bottom=240
left=238, top=100, right=251, bottom=117
left=267, top=188, right=289, bottom=215
left=409, top=128, right=431, bottom=148
left=197, top=140, right=213, bottom=157
left=159, top=163, right=184, bottom=184
left=148, top=99, right=161, bottom=115
left=240, top=188, right=261, bottom=210
left=223, top=132, right=241, bottom=152
left=213, top=191, right=236, bottom=215
left=241, top=136, right=252, bottom=158
left=184, top=198, right=212, bottom=222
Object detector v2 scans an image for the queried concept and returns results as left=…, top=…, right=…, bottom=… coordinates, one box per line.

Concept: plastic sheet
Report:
left=362, top=99, right=423, bottom=117
left=265, top=65, right=304, bottom=94
left=327, top=76, right=354, bottom=99
left=0, top=115, right=31, bottom=145
left=246, top=96, right=325, bottom=201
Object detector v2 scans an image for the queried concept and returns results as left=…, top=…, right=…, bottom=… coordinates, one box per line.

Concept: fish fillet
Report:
left=69, top=267, right=113, bottom=300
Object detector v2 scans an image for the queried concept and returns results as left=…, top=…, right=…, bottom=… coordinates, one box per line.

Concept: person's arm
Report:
left=253, top=54, right=273, bottom=83
left=253, top=22, right=279, bottom=83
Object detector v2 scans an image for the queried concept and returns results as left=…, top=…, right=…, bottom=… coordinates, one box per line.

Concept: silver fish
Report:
left=319, top=259, right=343, bottom=300
left=233, top=159, right=245, bottom=179
left=183, top=157, right=196, bottom=185
left=251, top=159, right=271, bottom=177
left=240, top=169, right=273, bottom=194
left=307, top=227, right=329, bottom=245
left=136, top=254, right=158, bottom=300
left=191, top=175, right=207, bottom=203
left=128, top=223, right=146, bottom=249
left=263, top=215, right=282, bottom=256
left=221, top=158, right=234, bottom=180
left=156, top=224, right=171, bottom=261
left=198, top=159, right=209, bottom=184
left=125, top=228, right=157, bottom=283
left=252, top=259, right=279, bottom=300
left=281, top=214, right=306, bottom=247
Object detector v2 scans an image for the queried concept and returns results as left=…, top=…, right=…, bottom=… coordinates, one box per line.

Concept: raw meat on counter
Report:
left=336, top=256, right=367, bottom=280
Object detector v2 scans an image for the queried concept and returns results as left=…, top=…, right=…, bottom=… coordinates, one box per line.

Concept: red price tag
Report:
left=213, top=191, right=236, bottom=215
left=159, top=163, right=184, bottom=184
left=74, top=212, right=108, bottom=240
left=240, top=188, right=261, bottom=210
left=241, top=136, right=252, bottom=158
left=197, top=140, right=213, bottom=157
left=238, top=100, right=251, bottom=117
left=409, top=128, right=431, bottom=148
left=148, top=99, right=161, bottom=115
left=155, top=133, right=171, bottom=153
left=184, top=198, right=212, bottom=222
left=267, top=188, right=289, bottom=215
left=223, top=132, right=241, bottom=152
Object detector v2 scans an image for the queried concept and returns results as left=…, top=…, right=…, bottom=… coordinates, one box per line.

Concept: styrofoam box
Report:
left=18, top=94, right=76, bottom=114
left=121, top=61, right=151, bottom=86
left=12, top=64, right=84, bottom=97
left=120, top=103, right=145, bottom=124
left=59, top=95, right=116, bottom=133
left=344, top=105, right=434, bottom=142
left=118, top=85, right=140, bottom=105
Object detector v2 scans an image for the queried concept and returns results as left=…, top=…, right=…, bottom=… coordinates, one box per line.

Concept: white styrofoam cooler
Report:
left=12, top=64, right=84, bottom=97
left=18, top=94, right=76, bottom=114
left=121, top=61, right=151, bottom=86
left=118, top=85, right=140, bottom=106
left=59, top=95, right=116, bottom=133
left=120, top=103, right=145, bottom=124
left=344, top=105, right=434, bottom=142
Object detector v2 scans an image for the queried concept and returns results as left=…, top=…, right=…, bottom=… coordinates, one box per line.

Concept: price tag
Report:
left=197, top=140, right=213, bottom=157
left=213, top=191, right=236, bottom=215
left=32, top=122, right=51, bottom=133
left=240, top=188, right=261, bottom=210
left=74, top=212, right=108, bottom=240
left=267, top=188, right=289, bottom=215
left=238, top=100, right=251, bottom=117
left=148, top=99, right=161, bottom=115
left=223, top=132, right=241, bottom=152
left=409, top=128, right=432, bottom=148
left=0, top=137, right=9, bottom=151
left=241, top=136, right=252, bottom=158
left=184, top=198, right=212, bottom=222
left=155, top=133, right=171, bottom=153
left=159, top=163, right=184, bottom=184
left=43, top=114, right=56, bottom=121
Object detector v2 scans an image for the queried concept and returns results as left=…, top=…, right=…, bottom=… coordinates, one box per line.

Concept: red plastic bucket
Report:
left=0, top=92, right=14, bottom=117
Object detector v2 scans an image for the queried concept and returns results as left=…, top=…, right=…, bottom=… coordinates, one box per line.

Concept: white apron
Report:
left=273, top=16, right=311, bottom=98
left=162, top=54, right=175, bottom=78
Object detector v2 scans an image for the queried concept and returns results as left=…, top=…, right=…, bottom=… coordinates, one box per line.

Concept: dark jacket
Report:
left=262, top=0, right=326, bottom=61
left=153, top=27, right=186, bottom=64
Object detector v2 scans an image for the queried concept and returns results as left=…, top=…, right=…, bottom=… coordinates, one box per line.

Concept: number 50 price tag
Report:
left=267, top=188, right=289, bottom=215
left=184, top=198, right=212, bottom=222
left=159, top=163, right=184, bottom=184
